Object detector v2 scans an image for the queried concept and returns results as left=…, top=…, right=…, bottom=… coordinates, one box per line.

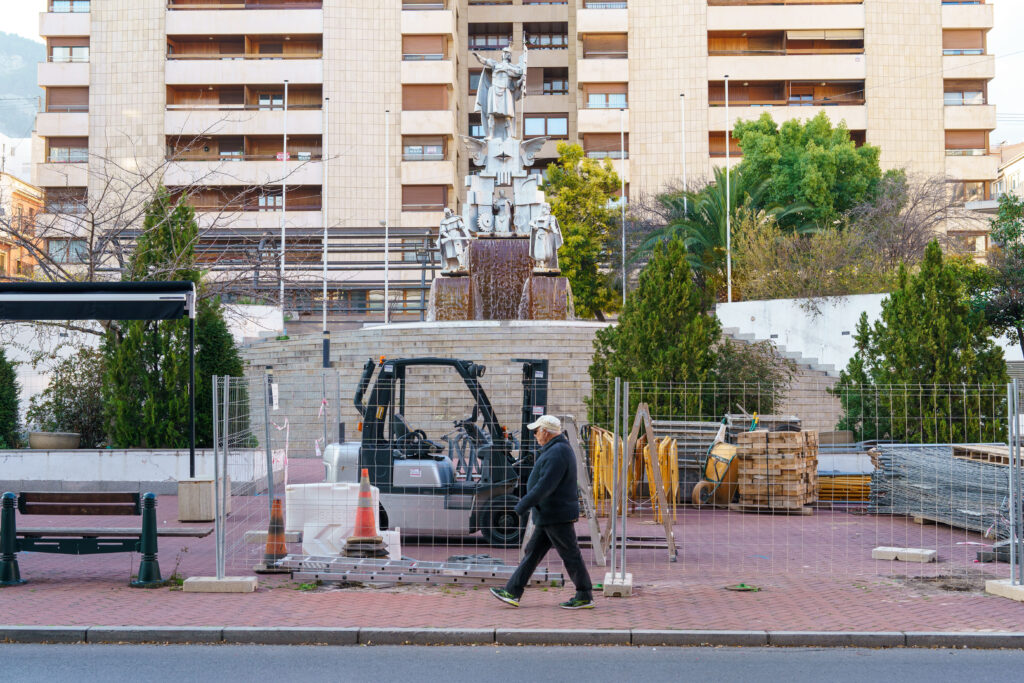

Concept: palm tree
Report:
left=633, top=166, right=809, bottom=296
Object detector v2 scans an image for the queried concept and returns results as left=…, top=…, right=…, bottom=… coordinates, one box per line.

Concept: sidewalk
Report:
left=3, top=484, right=1022, bottom=635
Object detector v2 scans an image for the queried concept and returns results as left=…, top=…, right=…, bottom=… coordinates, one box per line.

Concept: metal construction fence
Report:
left=210, top=368, right=1024, bottom=587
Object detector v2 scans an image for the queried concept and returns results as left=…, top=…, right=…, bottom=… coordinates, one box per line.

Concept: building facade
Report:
left=32, top=0, right=997, bottom=319
left=0, top=172, right=44, bottom=279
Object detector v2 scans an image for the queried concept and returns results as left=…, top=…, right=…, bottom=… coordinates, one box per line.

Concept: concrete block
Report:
left=871, top=546, right=902, bottom=561
left=905, top=631, right=1024, bottom=649
left=768, top=631, right=905, bottom=648
left=178, top=478, right=231, bottom=522
left=183, top=576, right=258, bottom=593
left=0, top=626, right=87, bottom=643
left=243, top=529, right=303, bottom=544
left=985, top=579, right=1024, bottom=602
left=495, top=629, right=631, bottom=645
left=359, top=628, right=495, bottom=645
left=602, top=571, right=633, bottom=597
left=223, top=627, right=359, bottom=645
left=87, top=626, right=223, bottom=644
left=631, top=630, right=768, bottom=647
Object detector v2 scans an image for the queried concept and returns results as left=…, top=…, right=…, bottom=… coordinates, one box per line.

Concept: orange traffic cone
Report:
left=254, top=498, right=290, bottom=573
left=343, top=469, right=388, bottom=558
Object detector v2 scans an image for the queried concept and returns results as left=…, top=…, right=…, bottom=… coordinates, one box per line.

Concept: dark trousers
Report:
left=506, top=521, right=593, bottom=600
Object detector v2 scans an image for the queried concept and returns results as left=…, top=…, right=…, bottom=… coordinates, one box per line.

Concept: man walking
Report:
left=490, top=415, right=594, bottom=609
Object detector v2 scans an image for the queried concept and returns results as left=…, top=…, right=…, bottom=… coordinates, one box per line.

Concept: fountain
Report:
left=428, top=44, right=573, bottom=322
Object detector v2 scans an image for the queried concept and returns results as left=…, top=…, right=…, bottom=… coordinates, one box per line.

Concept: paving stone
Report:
left=223, top=627, right=359, bottom=645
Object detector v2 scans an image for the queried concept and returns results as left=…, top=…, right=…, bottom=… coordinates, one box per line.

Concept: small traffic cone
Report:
left=254, top=498, right=290, bottom=573
left=343, top=469, right=388, bottom=558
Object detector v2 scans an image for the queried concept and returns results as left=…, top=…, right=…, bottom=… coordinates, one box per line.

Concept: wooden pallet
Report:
left=952, top=444, right=1014, bottom=466
left=728, top=502, right=814, bottom=515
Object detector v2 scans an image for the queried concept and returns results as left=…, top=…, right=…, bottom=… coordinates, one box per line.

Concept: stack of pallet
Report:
left=734, top=430, right=819, bottom=511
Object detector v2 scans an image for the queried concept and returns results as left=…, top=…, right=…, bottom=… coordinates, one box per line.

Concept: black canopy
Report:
left=0, top=281, right=196, bottom=321
left=0, top=280, right=199, bottom=476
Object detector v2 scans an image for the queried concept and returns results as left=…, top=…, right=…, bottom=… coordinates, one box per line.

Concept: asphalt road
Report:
left=6, top=644, right=1024, bottom=682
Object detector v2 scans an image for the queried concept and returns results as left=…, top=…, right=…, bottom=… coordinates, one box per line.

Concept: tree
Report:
left=195, top=299, right=245, bottom=447
left=589, top=238, right=794, bottom=424
left=103, top=187, right=199, bottom=448
left=831, top=241, right=1008, bottom=442
left=733, top=111, right=882, bottom=229
left=0, top=348, right=20, bottom=448
left=978, top=193, right=1024, bottom=356
left=26, top=348, right=106, bottom=448
left=542, top=143, right=621, bottom=320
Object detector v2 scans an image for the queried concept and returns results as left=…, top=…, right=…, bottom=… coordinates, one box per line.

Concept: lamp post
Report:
left=280, top=79, right=289, bottom=333
left=680, top=93, right=688, bottom=215
left=620, top=107, right=626, bottom=308
left=322, top=96, right=330, bottom=366
left=724, top=74, right=732, bottom=303
left=384, top=109, right=390, bottom=325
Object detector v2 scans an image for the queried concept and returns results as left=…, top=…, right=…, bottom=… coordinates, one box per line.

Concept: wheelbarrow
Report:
left=690, top=413, right=759, bottom=506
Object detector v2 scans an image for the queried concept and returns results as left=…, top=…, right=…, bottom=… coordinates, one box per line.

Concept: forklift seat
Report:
left=393, top=413, right=445, bottom=459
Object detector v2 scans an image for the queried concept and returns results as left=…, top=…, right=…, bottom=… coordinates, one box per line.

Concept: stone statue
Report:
left=529, top=203, right=563, bottom=272
left=439, top=208, right=472, bottom=274
left=493, top=191, right=513, bottom=235
left=472, top=45, right=527, bottom=141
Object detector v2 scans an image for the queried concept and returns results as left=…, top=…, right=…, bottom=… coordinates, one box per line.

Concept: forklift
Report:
left=323, top=357, right=549, bottom=546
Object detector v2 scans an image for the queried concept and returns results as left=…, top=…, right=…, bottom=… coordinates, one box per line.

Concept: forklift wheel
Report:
left=691, top=481, right=715, bottom=507
left=480, top=495, right=523, bottom=548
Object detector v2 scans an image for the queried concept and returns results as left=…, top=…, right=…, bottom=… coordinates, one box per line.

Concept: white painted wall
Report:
left=717, top=294, right=1024, bottom=373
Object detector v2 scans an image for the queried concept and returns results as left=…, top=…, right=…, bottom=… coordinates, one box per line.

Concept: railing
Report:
left=50, top=1, right=90, bottom=12
left=47, top=151, right=89, bottom=163
left=402, top=203, right=447, bottom=212
left=943, top=49, right=985, bottom=56
left=585, top=150, right=628, bottom=159
left=44, top=202, right=87, bottom=214
left=944, top=93, right=986, bottom=106
left=584, top=1, right=626, bottom=8
left=165, top=103, right=322, bottom=110
left=525, top=37, right=569, bottom=50
left=402, top=153, right=446, bottom=161
left=167, top=1, right=323, bottom=9
left=167, top=52, right=323, bottom=60
left=189, top=203, right=323, bottom=212
left=402, top=53, right=446, bottom=61
left=586, top=99, right=628, bottom=108
left=167, top=153, right=323, bottom=161
left=707, top=0, right=862, bottom=5
left=48, top=55, right=89, bottom=63
left=45, top=104, right=89, bottom=113
left=402, top=1, right=446, bottom=9
left=709, top=48, right=864, bottom=56
left=708, top=98, right=865, bottom=106
left=468, top=39, right=512, bottom=50
left=582, top=50, right=628, bottom=59
left=946, top=149, right=988, bottom=157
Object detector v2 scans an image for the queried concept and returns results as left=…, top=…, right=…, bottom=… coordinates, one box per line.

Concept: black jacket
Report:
left=515, top=433, right=579, bottom=526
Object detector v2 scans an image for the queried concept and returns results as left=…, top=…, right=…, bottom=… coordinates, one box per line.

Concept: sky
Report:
left=5, top=0, right=1024, bottom=145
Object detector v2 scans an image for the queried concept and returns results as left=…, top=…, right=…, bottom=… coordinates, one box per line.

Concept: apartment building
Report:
left=0, top=172, right=44, bottom=279
left=32, top=0, right=997, bottom=318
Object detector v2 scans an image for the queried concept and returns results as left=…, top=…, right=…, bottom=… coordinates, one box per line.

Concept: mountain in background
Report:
left=0, top=32, right=44, bottom=139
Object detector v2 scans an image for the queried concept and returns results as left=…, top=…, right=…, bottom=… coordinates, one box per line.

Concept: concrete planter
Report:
left=28, top=432, right=81, bottom=450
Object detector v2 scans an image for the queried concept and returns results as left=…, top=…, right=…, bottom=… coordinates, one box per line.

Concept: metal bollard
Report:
left=131, top=493, right=163, bottom=587
left=0, top=492, right=25, bottom=586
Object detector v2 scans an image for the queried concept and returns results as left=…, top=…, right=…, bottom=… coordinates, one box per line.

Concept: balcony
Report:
left=709, top=54, right=865, bottom=81
left=944, top=104, right=996, bottom=131
left=944, top=154, right=997, bottom=181
left=165, top=108, right=322, bottom=136
left=36, top=162, right=88, bottom=188
left=39, top=9, right=90, bottom=36
left=165, top=58, right=323, bottom=85
left=400, top=160, right=457, bottom=187
left=707, top=4, right=864, bottom=32
left=941, top=2, right=994, bottom=30
left=468, top=4, right=566, bottom=23
left=400, top=110, right=457, bottom=136
left=400, top=210, right=445, bottom=229
left=709, top=103, right=866, bottom=130
left=165, top=8, right=323, bottom=35
left=400, top=60, right=456, bottom=85
left=35, top=112, right=88, bottom=137
left=577, top=58, right=629, bottom=83
left=194, top=209, right=323, bottom=231
left=577, top=9, right=628, bottom=34
left=163, top=159, right=323, bottom=186
left=942, top=54, right=994, bottom=80
left=37, top=61, right=89, bottom=87
left=523, top=93, right=570, bottom=114
left=401, top=8, right=456, bottom=35
left=577, top=108, right=628, bottom=133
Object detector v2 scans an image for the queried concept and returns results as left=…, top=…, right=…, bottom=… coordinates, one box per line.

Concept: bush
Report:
left=0, top=348, right=20, bottom=448
left=27, top=347, right=106, bottom=448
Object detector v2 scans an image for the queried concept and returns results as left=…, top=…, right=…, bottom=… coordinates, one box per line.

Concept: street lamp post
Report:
left=280, top=79, right=289, bottom=333
left=680, top=93, right=688, bottom=215
left=724, top=74, right=732, bottom=303
left=384, top=109, right=391, bottom=325
left=620, top=107, right=626, bottom=308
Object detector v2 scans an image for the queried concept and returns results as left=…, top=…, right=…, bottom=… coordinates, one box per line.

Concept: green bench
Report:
left=0, top=491, right=212, bottom=587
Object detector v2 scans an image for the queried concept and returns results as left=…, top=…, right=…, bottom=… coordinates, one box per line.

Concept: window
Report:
left=403, top=137, right=445, bottom=161
left=50, top=1, right=90, bottom=13
left=402, top=35, right=445, bottom=60
left=584, top=1, right=626, bottom=7
left=525, top=24, right=568, bottom=50
left=945, top=130, right=988, bottom=156
left=587, top=92, right=627, bottom=108
left=951, top=181, right=988, bottom=203
left=219, top=137, right=244, bottom=161
left=402, top=185, right=447, bottom=211
left=44, top=189, right=87, bottom=214
left=402, top=84, right=448, bottom=111
left=582, top=34, right=627, bottom=59
left=524, top=115, right=567, bottom=138
left=542, top=69, right=569, bottom=95
left=258, top=190, right=283, bottom=211
left=47, top=87, right=89, bottom=113
left=469, top=71, right=482, bottom=94
left=51, top=45, right=89, bottom=62
left=48, top=239, right=88, bottom=264
left=47, top=137, right=89, bottom=163
left=942, top=30, right=985, bottom=55
left=258, top=93, right=284, bottom=110
left=469, top=115, right=485, bottom=139
left=944, top=90, right=985, bottom=106
left=467, top=24, right=512, bottom=50
left=583, top=133, right=628, bottom=159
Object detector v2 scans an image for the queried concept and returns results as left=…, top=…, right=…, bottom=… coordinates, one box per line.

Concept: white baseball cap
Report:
left=527, top=415, right=561, bottom=433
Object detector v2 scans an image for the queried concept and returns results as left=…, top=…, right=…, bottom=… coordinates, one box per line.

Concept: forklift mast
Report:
left=513, top=358, right=549, bottom=465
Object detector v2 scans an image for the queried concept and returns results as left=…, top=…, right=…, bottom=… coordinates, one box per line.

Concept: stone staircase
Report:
left=721, top=326, right=839, bottom=378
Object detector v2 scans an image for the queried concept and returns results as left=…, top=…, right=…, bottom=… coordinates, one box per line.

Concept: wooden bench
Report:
left=0, top=491, right=212, bottom=587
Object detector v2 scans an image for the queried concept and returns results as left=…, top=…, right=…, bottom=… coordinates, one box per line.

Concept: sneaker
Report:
left=490, top=587, right=520, bottom=607
left=558, top=597, right=596, bottom=610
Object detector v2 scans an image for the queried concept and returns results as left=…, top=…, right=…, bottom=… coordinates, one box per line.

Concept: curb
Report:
left=4, top=627, right=1024, bottom=648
